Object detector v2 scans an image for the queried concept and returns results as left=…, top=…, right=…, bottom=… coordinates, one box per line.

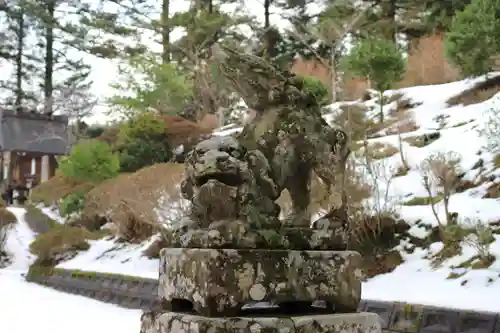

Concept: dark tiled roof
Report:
left=0, top=110, right=70, bottom=155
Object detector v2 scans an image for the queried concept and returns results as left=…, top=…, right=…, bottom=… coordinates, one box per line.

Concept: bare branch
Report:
left=418, top=151, right=462, bottom=226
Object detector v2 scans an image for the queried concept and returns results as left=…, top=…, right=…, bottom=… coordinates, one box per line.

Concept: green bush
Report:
left=116, top=112, right=172, bottom=172
left=341, top=37, right=405, bottom=123
left=59, top=192, right=86, bottom=217
left=300, top=75, right=329, bottom=106
left=342, top=37, right=405, bottom=93
left=58, top=140, right=120, bottom=184
left=445, top=0, right=500, bottom=77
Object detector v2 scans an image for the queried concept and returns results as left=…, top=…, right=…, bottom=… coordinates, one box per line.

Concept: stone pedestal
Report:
left=139, top=136, right=382, bottom=333
left=141, top=312, right=382, bottom=333
left=159, top=248, right=362, bottom=316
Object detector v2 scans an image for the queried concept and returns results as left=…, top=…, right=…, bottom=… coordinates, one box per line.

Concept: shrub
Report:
left=404, top=132, right=441, bottom=148
left=419, top=151, right=462, bottom=226
left=445, top=0, right=500, bottom=77
left=299, top=75, right=329, bottom=106
left=477, top=90, right=500, bottom=154
left=330, top=103, right=371, bottom=142
left=58, top=140, right=120, bottom=184
left=83, top=163, right=185, bottom=242
left=0, top=208, right=17, bottom=250
left=30, top=173, right=95, bottom=206
left=0, top=208, right=17, bottom=227
left=59, top=192, right=86, bottom=217
left=29, top=226, right=104, bottom=266
left=348, top=211, right=408, bottom=278
left=461, top=217, right=495, bottom=263
left=447, top=76, right=500, bottom=106
left=341, top=37, right=405, bottom=123
left=364, top=142, right=399, bottom=159
left=117, top=112, right=172, bottom=173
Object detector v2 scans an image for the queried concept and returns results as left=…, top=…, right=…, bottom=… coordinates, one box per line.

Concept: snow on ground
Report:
left=39, top=205, right=65, bottom=224
left=0, top=207, right=142, bottom=333
left=3, top=207, right=36, bottom=270
left=0, top=270, right=141, bottom=333
left=355, top=74, right=500, bottom=310
left=363, top=236, right=500, bottom=313
left=5, top=74, right=500, bottom=313
left=56, top=236, right=160, bottom=279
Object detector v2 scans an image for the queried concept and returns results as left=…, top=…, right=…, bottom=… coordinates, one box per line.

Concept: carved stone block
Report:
left=140, top=312, right=382, bottom=333
left=158, top=248, right=362, bottom=316
left=168, top=218, right=347, bottom=250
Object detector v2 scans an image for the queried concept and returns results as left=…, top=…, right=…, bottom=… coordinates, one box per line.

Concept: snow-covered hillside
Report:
left=4, top=74, right=500, bottom=313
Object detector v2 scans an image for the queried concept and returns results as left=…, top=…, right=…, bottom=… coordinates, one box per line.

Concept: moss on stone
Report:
left=402, top=195, right=443, bottom=206
left=25, top=204, right=58, bottom=230
left=27, top=265, right=150, bottom=283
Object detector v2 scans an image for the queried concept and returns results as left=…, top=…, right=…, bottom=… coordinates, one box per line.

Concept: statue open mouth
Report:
left=195, top=172, right=243, bottom=187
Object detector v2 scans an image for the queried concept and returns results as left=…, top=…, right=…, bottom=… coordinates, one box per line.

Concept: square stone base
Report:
left=159, top=248, right=362, bottom=316
left=140, top=312, right=382, bottom=333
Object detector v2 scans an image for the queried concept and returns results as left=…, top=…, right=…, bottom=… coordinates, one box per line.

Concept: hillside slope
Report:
left=19, top=73, right=500, bottom=312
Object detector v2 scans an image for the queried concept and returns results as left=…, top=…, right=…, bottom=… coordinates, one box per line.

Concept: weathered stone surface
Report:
left=158, top=248, right=362, bottom=316
left=214, top=45, right=351, bottom=230
left=179, top=136, right=281, bottom=231
left=140, top=311, right=381, bottom=333
left=167, top=219, right=346, bottom=250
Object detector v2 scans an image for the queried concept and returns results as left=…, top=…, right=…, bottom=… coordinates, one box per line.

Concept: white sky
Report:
left=0, top=0, right=326, bottom=125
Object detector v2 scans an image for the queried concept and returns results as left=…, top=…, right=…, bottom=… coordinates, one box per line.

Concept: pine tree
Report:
left=445, top=0, right=500, bottom=76
left=0, top=0, right=40, bottom=111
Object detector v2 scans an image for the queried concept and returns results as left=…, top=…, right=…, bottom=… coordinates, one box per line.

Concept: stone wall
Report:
left=26, top=268, right=160, bottom=310
left=26, top=267, right=500, bottom=333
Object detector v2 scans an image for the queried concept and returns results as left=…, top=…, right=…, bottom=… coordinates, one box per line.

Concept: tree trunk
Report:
left=379, top=91, right=384, bottom=123
left=264, top=0, right=270, bottom=28
left=15, top=8, right=24, bottom=113
left=382, top=0, right=397, bottom=43
left=161, top=0, right=170, bottom=64
left=44, top=0, right=55, bottom=114
left=330, top=45, right=337, bottom=102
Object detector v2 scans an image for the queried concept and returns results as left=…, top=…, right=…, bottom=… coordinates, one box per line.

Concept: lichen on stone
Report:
left=153, top=45, right=366, bottom=321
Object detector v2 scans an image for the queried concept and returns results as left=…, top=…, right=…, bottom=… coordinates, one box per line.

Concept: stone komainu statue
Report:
left=140, top=44, right=381, bottom=333
left=214, top=43, right=351, bottom=229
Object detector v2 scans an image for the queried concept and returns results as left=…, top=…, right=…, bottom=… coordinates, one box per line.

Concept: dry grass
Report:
left=276, top=166, right=372, bottom=222
left=393, top=165, right=409, bottom=177
left=291, top=58, right=331, bottom=90
left=29, top=225, right=108, bottom=266
left=30, top=173, right=95, bottom=206
left=385, top=114, right=419, bottom=135
left=159, top=115, right=215, bottom=148
left=404, top=132, right=441, bottom=148
left=483, top=183, right=500, bottom=199
left=0, top=208, right=17, bottom=229
left=447, top=75, right=500, bottom=106
left=332, top=103, right=371, bottom=141
left=387, top=94, right=421, bottom=117
left=83, top=162, right=185, bottom=242
left=400, top=33, right=462, bottom=87
left=342, top=76, right=371, bottom=100
left=364, top=142, right=399, bottom=159
left=291, top=58, right=371, bottom=101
